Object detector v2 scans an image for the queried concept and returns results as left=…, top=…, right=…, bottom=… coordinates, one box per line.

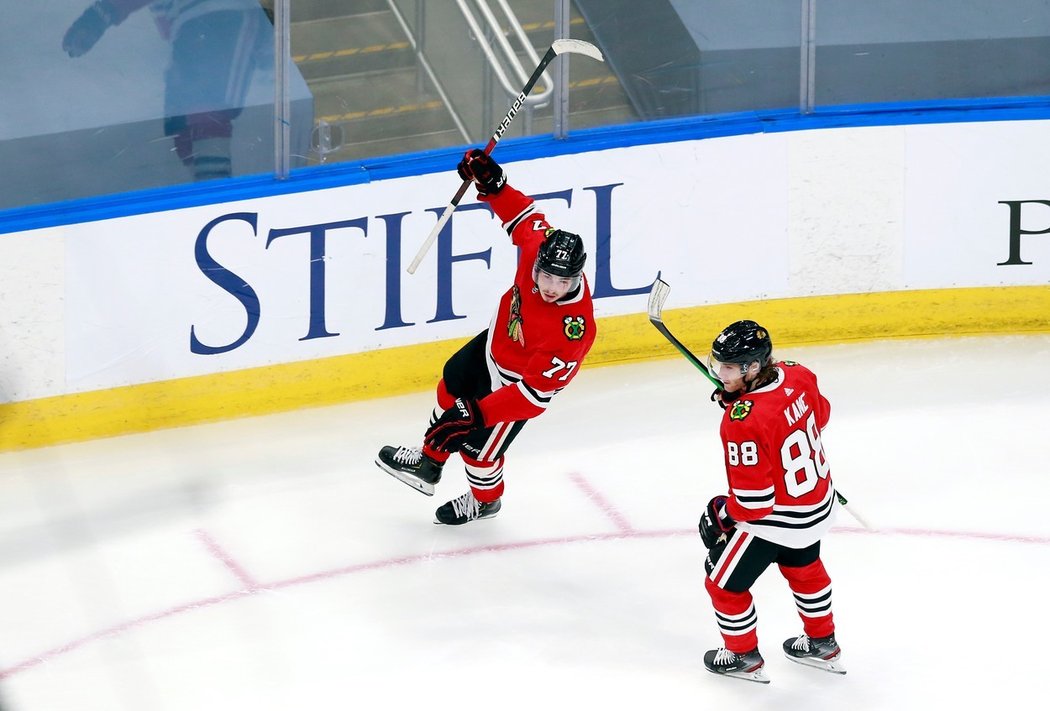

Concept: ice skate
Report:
left=375, top=445, right=442, bottom=496
left=434, top=491, right=501, bottom=525
left=782, top=633, right=846, bottom=674
left=703, top=647, right=769, bottom=684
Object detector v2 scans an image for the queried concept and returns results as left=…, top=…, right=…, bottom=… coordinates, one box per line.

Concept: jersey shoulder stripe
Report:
left=503, top=205, right=536, bottom=235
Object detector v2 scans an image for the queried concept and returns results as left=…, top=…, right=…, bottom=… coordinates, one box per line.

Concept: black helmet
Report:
left=711, top=320, right=773, bottom=368
left=535, top=229, right=586, bottom=279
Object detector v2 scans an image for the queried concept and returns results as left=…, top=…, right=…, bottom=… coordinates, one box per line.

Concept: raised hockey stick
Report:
left=646, top=278, right=874, bottom=530
left=406, top=38, right=605, bottom=275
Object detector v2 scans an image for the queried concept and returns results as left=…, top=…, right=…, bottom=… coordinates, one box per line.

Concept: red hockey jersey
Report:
left=474, top=185, right=597, bottom=426
left=719, top=361, right=837, bottom=548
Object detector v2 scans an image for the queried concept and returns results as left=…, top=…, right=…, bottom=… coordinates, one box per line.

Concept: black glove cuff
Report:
left=720, top=388, right=743, bottom=404
left=477, top=172, right=506, bottom=196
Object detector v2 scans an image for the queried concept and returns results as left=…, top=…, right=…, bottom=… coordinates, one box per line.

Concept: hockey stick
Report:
left=406, top=38, right=605, bottom=275
left=646, top=278, right=874, bottom=530
left=830, top=490, right=873, bottom=529
left=647, top=278, right=723, bottom=389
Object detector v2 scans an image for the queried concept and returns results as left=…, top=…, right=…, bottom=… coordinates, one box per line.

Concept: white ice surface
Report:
left=1, top=335, right=1048, bottom=710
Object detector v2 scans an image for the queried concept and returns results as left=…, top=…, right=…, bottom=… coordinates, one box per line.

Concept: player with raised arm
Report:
left=699, top=320, right=845, bottom=683
left=375, top=150, right=596, bottom=525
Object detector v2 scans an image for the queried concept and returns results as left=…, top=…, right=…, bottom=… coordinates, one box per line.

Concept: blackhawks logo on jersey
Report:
left=563, top=315, right=586, bottom=341
left=507, top=286, right=525, bottom=345
left=728, top=400, right=753, bottom=421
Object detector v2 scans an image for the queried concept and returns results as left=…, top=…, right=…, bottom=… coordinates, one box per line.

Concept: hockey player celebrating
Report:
left=699, top=320, right=844, bottom=682
left=375, top=149, right=596, bottom=525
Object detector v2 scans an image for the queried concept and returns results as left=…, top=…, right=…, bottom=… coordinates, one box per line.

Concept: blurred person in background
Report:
left=62, top=0, right=273, bottom=181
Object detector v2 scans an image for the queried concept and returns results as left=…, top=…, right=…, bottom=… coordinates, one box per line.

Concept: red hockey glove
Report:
left=457, top=149, right=506, bottom=196
left=699, top=495, right=736, bottom=548
left=424, top=398, right=484, bottom=453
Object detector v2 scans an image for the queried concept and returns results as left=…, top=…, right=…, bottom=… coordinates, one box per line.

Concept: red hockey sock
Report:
left=422, top=444, right=450, bottom=464
left=779, top=558, right=835, bottom=639
left=470, top=481, right=504, bottom=503
left=463, top=454, right=504, bottom=503
left=704, top=577, right=759, bottom=653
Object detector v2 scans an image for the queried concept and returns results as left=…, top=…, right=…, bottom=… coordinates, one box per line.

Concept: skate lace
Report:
left=712, top=648, right=738, bottom=666
left=450, top=492, right=482, bottom=520
left=790, top=634, right=811, bottom=652
left=392, top=447, right=423, bottom=465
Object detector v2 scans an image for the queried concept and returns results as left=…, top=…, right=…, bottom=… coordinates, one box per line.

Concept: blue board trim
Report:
left=3, top=95, right=1050, bottom=236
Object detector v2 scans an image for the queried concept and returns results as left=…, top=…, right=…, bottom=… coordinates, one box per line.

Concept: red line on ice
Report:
left=567, top=471, right=634, bottom=532
left=1, top=524, right=1046, bottom=681
left=196, top=529, right=259, bottom=590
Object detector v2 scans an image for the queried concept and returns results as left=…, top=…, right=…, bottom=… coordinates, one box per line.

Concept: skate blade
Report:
left=707, top=666, right=770, bottom=684
left=785, top=652, right=847, bottom=675
left=374, top=458, right=435, bottom=496
left=725, top=668, right=770, bottom=684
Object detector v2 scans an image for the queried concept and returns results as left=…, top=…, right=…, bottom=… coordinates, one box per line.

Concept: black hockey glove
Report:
left=711, top=388, right=743, bottom=410
left=699, top=495, right=736, bottom=549
left=457, top=149, right=506, bottom=196
left=425, top=398, right=484, bottom=453
left=63, top=0, right=125, bottom=57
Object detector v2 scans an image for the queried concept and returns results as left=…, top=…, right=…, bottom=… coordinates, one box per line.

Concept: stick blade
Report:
left=551, top=39, right=604, bottom=62
left=647, top=278, right=671, bottom=321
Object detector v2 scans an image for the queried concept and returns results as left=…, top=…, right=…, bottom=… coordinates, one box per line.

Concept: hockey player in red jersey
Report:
left=699, top=320, right=844, bottom=683
left=375, top=149, right=596, bottom=525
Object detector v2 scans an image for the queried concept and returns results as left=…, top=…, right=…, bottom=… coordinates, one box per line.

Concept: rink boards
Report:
left=1, top=119, right=1048, bottom=449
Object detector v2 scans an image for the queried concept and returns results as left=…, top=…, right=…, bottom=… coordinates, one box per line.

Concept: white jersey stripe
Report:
left=502, top=205, right=535, bottom=234
left=484, top=317, right=509, bottom=389
left=737, top=487, right=838, bottom=547
left=515, top=381, right=551, bottom=409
